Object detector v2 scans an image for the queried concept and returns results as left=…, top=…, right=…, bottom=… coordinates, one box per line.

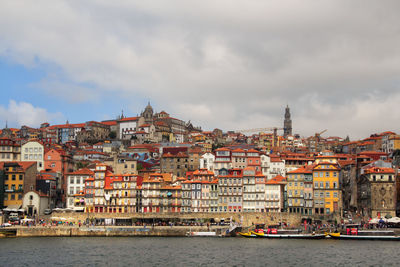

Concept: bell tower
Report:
left=283, top=105, right=292, bottom=137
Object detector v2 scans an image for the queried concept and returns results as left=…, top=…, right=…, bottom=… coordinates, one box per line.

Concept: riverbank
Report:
left=1, top=225, right=231, bottom=238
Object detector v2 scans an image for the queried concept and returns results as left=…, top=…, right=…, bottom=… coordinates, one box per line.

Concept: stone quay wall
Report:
left=16, top=226, right=229, bottom=237
left=49, top=212, right=341, bottom=227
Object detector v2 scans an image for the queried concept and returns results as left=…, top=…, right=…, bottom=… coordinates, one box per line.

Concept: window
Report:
left=18, top=194, right=22, bottom=200
left=314, top=182, right=318, bottom=188
left=12, top=174, right=16, bottom=181
left=11, top=194, right=15, bottom=200
left=326, top=182, right=330, bottom=189
left=70, top=177, right=75, bottom=184
left=320, top=182, right=323, bottom=188
left=19, top=175, right=23, bottom=180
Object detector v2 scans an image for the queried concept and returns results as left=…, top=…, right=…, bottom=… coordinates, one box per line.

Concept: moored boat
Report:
left=241, top=229, right=326, bottom=239
left=238, top=232, right=256, bottom=238
left=328, top=232, right=400, bottom=241
left=260, top=233, right=326, bottom=239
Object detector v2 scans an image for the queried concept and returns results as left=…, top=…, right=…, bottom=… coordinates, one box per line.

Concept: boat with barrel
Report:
left=250, top=228, right=326, bottom=239
left=328, top=232, right=400, bottom=241
left=328, top=226, right=400, bottom=241
left=239, top=227, right=326, bottom=239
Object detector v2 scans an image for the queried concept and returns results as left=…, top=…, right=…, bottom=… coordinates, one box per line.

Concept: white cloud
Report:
left=0, top=100, right=64, bottom=128
left=0, top=1, right=400, bottom=139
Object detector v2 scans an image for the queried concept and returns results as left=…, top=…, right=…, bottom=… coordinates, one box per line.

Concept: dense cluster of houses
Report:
left=0, top=103, right=399, bottom=221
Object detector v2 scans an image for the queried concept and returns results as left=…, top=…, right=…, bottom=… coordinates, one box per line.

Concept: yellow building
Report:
left=388, top=135, right=400, bottom=154
left=312, top=162, right=341, bottom=215
left=287, top=167, right=305, bottom=214
left=1, top=161, right=37, bottom=209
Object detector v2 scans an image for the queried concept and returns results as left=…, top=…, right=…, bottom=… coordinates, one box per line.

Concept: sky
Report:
left=0, top=0, right=399, bottom=140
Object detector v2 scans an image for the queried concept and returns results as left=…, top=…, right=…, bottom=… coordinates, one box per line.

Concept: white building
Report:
left=200, top=152, right=215, bottom=172
left=118, top=117, right=144, bottom=140
left=21, top=141, right=44, bottom=171
left=22, top=191, right=50, bottom=216
left=260, top=154, right=286, bottom=180
left=66, top=168, right=94, bottom=210
left=265, top=175, right=286, bottom=212
left=242, top=167, right=256, bottom=212
left=213, top=148, right=232, bottom=173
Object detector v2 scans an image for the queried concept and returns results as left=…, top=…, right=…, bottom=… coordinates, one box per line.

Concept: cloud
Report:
left=0, top=1, right=400, bottom=138
left=0, top=100, right=64, bottom=128
left=31, top=78, right=99, bottom=104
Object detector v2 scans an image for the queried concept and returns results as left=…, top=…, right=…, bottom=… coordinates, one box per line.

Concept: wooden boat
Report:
left=259, top=233, right=326, bottom=239
left=238, top=232, right=257, bottom=238
left=250, top=230, right=265, bottom=237
left=329, top=232, right=400, bottom=241
left=247, top=229, right=326, bottom=239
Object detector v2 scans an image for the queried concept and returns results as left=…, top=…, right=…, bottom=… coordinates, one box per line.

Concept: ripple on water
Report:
left=1, top=237, right=400, bottom=266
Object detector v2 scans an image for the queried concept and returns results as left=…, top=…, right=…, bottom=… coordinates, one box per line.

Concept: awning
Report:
left=73, top=207, right=85, bottom=211
left=3, top=205, right=21, bottom=211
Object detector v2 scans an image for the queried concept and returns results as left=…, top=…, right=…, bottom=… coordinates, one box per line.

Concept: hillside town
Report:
left=1, top=103, right=399, bottom=226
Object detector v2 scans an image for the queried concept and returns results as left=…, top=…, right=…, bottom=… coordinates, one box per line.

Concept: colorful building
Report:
left=312, top=162, right=341, bottom=215
left=0, top=161, right=37, bottom=209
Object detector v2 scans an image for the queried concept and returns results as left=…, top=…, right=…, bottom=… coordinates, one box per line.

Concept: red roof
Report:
left=266, top=175, right=286, bottom=184
left=101, top=121, right=117, bottom=126
left=364, top=166, right=395, bottom=174
left=66, top=168, right=94, bottom=176
left=288, top=166, right=312, bottom=174
left=0, top=161, right=37, bottom=171
left=119, top=116, right=139, bottom=122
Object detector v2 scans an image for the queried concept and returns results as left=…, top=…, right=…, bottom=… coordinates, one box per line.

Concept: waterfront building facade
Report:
left=312, top=162, right=341, bottom=215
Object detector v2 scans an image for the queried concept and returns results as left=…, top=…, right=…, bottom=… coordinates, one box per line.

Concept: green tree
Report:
left=109, top=131, right=116, bottom=139
left=137, top=163, right=143, bottom=171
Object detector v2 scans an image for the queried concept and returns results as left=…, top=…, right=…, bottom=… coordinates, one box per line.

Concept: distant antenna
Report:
left=5, top=120, right=8, bottom=129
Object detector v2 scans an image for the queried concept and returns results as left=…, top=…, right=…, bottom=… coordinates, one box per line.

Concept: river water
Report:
left=1, top=237, right=399, bottom=266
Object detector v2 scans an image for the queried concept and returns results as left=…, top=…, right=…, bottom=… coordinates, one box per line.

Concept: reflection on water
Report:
left=1, top=237, right=400, bottom=266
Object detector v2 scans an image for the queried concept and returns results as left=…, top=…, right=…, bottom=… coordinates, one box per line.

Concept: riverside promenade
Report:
left=1, top=225, right=231, bottom=237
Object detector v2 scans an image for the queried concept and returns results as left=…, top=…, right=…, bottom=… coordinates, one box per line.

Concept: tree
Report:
left=76, top=161, right=89, bottom=169
left=137, top=163, right=144, bottom=171
left=109, top=131, right=116, bottom=139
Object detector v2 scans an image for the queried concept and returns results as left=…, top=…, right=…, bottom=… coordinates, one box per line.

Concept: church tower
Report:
left=283, top=105, right=292, bottom=137
left=141, top=102, right=154, bottom=124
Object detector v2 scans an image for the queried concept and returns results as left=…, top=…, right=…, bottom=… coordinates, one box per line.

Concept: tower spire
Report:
left=284, top=105, right=292, bottom=137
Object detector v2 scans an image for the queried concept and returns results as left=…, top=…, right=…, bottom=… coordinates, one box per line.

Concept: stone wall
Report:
left=50, top=211, right=339, bottom=227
